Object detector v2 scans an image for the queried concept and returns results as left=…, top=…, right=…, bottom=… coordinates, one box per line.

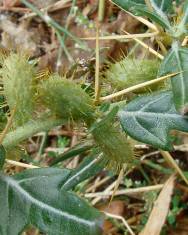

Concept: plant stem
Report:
left=56, top=30, right=73, bottom=62
left=104, top=212, right=135, bottom=235
left=142, top=160, right=172, bottom=174
left=0, top=106, right=16, bottom=145
left=98, top=0, right=105, bottom=22
left=95, top=24, right=100, bottom=102
left=37, top=132, right=48, bottom=158
left=2, top=118, right=65, bottom=150
left=56, top=0, right=76, bottom=67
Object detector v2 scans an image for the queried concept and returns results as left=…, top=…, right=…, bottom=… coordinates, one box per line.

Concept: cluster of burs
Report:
left=0, top=52, right=162, bottom=170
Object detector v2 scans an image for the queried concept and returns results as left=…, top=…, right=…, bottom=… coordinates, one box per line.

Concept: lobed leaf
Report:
left=158, top=42, right=188, bottom=114
left=118, top=91, right=188, bottom=150
left=0, top=168, right=103, bottom=235
left=176, top=1, right=188, bottom=36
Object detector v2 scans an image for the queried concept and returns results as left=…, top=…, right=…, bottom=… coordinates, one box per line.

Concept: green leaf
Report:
left=176, top=2, right=188, bottom=36
left=152, top=0, right=173, bottom=12
left=0, top=168, right=103, bottom=235
left=50, top=142, right=92, bottom=166
left=62, top=156, right=103, bottom=191
left=112, top=0, right=172, bottom=29
left=118, top=91, right=188, bottom=150
left=158, top=42, right=188, bottom=114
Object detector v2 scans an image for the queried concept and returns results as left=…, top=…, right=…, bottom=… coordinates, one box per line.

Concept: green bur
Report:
left=91, top=108, right=134, bottom=171
left=1, top=53, right=35, bottom=127
left=39, top=75, right=94, bottom=122
left=105, top=58, right=163, bottom=92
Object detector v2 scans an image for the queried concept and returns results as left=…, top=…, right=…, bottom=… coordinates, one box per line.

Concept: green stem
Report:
left=37, top=132, right=48, bottom=158
left=2, top=118, right=65, bottom=150
left=56, top=30, right=73, bottom=62
left=57, top=0, right=77, bottom=63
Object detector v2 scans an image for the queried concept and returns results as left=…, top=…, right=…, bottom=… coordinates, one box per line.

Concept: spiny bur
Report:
left=38, top=75, right=95, bottom=122
left=1, top=53, right=35, bottom=127
left=91, top=108, right=134, bottom=171
left=104, top=58, right=165, bottom=92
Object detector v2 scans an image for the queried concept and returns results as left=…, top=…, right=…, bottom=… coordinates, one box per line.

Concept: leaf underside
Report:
left=0, top=168, right=103, bottom=235
left=118, top=91, right=188, bottom=150
left=158, top=42, right=188, bottom=114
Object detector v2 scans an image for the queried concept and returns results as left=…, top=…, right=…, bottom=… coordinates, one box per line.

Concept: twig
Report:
left=91, top=179, right=118, bottom=205
left=100, top=72, right=180, bottom=101
left=110, top=0, right=158, bottom=31
left=5, top=159, right=39, bottom=169
left=104, top=212, right=135, bottom=235
left=85, top=184, right=164, bottom=198
left=123, top=30, right=164, bottom=60
left=160, top=151, right=188, bottom=185
left=86, top=176, right=111, bottom=193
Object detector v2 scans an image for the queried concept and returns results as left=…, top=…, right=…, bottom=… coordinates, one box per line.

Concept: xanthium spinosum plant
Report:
left=1, top=0, right=188, bottom=235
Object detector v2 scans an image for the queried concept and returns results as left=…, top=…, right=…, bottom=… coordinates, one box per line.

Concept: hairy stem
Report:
left=2, top=118, right=65, bottom=150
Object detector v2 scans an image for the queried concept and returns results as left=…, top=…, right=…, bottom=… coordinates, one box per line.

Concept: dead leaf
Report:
left=98, top=200, right=126, bottom=235
left=139, top=175, right=176, bottom=235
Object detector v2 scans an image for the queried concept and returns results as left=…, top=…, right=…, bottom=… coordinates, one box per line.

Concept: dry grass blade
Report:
left=109, top=0, right=158, bottom=31
left=123, top=30, right=164, bottom=60
left=82, top=32, right=158, bottom=40
left=109, top=167, right=125, bottom=205
left=139, top=174, right=176, bottom=235
left=85, top=184, right=164, bottom=198
left=104, top=212, right=135, bottom=235
left=5, top=159, right=39, bottom=169
left=160, top=151, right=188, bottom=185
left=95, top=23, right=100, bottom=102
left=182, top=36, right=188, bottom=46
left=100, top=72, right=180, bottom=101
